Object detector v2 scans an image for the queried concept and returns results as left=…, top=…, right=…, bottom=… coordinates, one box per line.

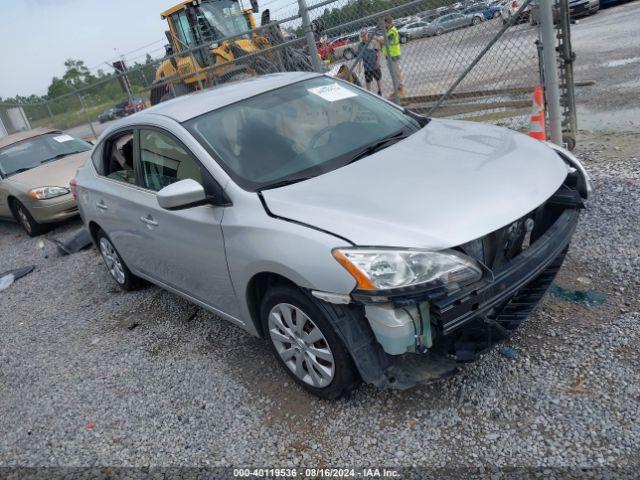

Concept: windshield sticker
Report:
left=308, top=83, right=357, bottom=102
left=53, top=134, right=74, bottom=143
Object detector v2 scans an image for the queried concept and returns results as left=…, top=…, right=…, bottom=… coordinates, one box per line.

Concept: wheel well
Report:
left=246, top=272, right=299, bottom=337
left=87, top=221, right=103, bottom=245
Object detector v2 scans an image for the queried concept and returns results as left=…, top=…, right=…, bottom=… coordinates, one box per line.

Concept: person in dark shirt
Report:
left=356, top=30, right=382, bottom=96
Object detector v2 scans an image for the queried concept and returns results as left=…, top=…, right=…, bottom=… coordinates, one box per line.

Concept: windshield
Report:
left=186, top=76, right=421, bottom=191
left=0, top=134, right=91, bottom=178
left=198, top=0, right=249, bottom=40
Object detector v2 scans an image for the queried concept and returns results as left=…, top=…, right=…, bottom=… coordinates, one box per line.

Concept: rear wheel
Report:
left=343, top=48, right=354, bottom=60
left=96, top=230, right=140, bottom=291
left=261, top=285, right=359, bottom=399
left=10, top=199, right=46, bottom=237
left=159, top=82, right=194, bottom=104
left=400, top=35, right=409, bottom=44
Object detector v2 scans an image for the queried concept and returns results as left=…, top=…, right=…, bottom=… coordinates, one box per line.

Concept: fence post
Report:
left=188, top=51, right=205, bottom=91
left=298, top=0, right=323, bottom=73
left=44, top=101, right=53, bottom=118
left=77, top=93, right=97, bottom=139
left=557, top=0, right=577, bottom=149
left=539, top=0, right=563, bottom=145
left=379, top=17, right=400, bottom=103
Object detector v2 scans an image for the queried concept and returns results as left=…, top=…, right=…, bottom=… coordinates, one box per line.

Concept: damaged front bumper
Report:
left=343, top=200, right=580, bottom=390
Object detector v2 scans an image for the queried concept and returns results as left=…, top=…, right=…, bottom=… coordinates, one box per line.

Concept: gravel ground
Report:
left=0, top=130, right=638, bottom=475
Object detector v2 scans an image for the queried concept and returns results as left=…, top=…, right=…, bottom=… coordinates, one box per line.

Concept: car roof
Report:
left=0, top=127, right=62, bottom=149
left=144, top=72, right=321, bottom=123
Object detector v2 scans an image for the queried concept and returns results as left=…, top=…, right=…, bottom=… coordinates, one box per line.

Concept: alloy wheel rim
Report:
left=268, top=303, right=335, bottom=388
left=17, top=207, right=31, bottom=233
left=99, top=238, right=125, bottom=285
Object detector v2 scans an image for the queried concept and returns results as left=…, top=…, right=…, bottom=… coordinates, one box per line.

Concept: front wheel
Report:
left=261, top=285, right=359, bottom=399
left=400, top=35, right=408, bottom=44
left=11, top=199, right=46, bottom=237
left=343, top=48, right=354, bottom=60
left=472, top=16, right=481, bottom=25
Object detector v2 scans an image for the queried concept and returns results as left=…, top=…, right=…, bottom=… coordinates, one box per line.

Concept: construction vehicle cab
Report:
left=151, top=0, right=311, bottom=105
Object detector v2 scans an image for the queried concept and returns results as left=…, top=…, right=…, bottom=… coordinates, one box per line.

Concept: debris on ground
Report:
left=51, top=228, right=93, bottom=255
left=548, top=284, right=606, bottom=306
left=0, top=274, right=14, bottom=292
left=0, top=266, right=35, bottom=292
left=498, top=346, right=518, bottom=359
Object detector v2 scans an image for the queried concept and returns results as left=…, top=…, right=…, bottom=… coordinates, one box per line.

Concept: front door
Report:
left=132, top=127, right=240, bottom=318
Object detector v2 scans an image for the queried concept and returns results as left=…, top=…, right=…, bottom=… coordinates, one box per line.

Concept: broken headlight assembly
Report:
left=333, top=248, right=483, bottom=296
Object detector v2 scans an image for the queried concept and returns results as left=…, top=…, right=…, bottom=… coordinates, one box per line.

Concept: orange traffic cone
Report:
left=529, top=85, right=547, bottom=141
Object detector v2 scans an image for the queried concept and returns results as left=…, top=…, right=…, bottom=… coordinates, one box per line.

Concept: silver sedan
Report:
left=75, top=72, right=590, bottom=399
left=426, top=12, right=482, bottom=36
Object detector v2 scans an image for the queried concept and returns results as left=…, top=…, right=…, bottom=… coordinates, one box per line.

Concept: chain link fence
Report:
left=0, top=0, right=575, bottom=147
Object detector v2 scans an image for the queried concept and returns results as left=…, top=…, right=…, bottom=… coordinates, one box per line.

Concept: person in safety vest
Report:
left=378, top=15, right=404, bottom=97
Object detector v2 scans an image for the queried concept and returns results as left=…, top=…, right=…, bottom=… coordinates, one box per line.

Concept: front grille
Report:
left=460, top=211, right=536, bottom=275
left=458, top=184, right=581, bottom=275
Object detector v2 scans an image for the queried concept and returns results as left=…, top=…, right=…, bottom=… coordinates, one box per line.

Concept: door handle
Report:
left=140, top=216, right=158, bottom=227
left=96, top=201, right=108, bottom=210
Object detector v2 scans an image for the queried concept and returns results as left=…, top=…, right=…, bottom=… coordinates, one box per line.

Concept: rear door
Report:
left=86, top=128, right=152, bottom=266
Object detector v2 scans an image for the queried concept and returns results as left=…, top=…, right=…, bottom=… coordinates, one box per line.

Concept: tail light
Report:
left=70, top=178, right=78, bottom=200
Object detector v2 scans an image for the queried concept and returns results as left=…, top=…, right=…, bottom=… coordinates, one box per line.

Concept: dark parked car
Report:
left=98, top=107, right=123, bottom=123
left=115, top=97, right=147, bottom=117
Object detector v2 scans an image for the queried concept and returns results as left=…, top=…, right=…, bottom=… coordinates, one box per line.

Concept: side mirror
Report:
left=157, top=179, right=208, bottom=210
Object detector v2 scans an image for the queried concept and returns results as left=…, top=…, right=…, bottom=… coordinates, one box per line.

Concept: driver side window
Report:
left=139, top=129, right=204, bottom=192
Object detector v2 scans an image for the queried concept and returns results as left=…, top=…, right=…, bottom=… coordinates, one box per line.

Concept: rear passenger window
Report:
left=139, top=129, right=203, bottom=192
left=104, top=130, right=136, bottom=185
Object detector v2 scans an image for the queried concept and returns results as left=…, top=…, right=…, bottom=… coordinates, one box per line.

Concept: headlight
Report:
left=333, top=248, right=482, bottom=291
left=27, top=186, right=70, bottom=200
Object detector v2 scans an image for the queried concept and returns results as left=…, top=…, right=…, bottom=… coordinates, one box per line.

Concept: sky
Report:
left=0, top=0, right=297, bottom=99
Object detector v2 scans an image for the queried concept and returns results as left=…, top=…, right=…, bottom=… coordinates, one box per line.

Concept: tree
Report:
left=60, top=59, right=97, bottom=89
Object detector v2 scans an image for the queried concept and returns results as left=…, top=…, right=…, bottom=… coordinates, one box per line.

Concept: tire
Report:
left=96, top=230, right=140, bottom=291
left=343, top=48, right=354, bottom=60
left=435, top=28, right=444, bottom=36
left=493, top=10, right=501, bottom=18
left=260, top=285, right=359, bottom=399
left=472, top=16, right=481, bottom=25
left=158, top=82, right=194, bottom=104
left=10, top=199, right=46, bottom=237
left=400, top=35, right=408, bottom=44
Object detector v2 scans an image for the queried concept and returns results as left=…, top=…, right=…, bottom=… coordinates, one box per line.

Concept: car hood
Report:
left=7, top=151, right=90, bottom=191
left=261, top=119, right=569, bottom=250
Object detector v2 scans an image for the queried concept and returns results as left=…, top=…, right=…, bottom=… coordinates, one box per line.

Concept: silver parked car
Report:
left=426, top=12, right=482, bottom=36
left=75, top=72, right=591, bottom=399
left=398, top=21, right=432, bottom=41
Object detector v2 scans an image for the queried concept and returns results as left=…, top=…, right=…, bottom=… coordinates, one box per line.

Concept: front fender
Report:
left=546, top=142, right=592, bottom=199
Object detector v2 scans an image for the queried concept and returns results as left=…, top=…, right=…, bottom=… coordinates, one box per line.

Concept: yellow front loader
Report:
left=150, top=0, right=312, bottom=104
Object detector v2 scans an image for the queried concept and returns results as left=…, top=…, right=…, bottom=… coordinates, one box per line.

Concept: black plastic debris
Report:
left=51, top=228, right=93, bottom=255
left=0, top=266, right=35, bottom=292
